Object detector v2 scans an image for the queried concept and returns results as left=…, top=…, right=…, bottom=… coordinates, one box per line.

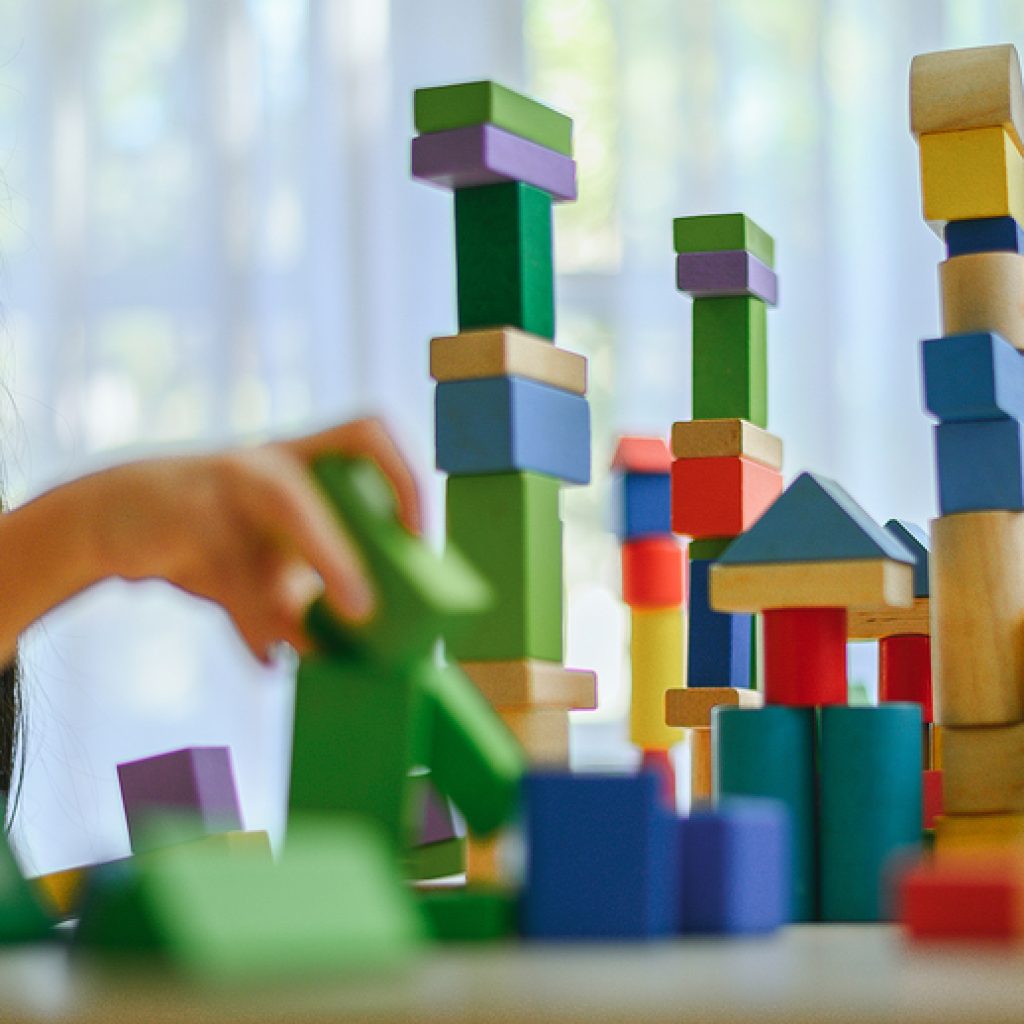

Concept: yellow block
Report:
left=32, top=865, right=90, bottom=920
left=936, top=813, right=1024, bottom=857
left=847, top=597, right=930, bottom=641
left=932, top=723, right=944, bottom=770
left=465, top=834, right=502, bottom=885
left=670, top=419, right=783, bottom=470
left=629, top=607, right=685, bottom=750
left=498, top=707, right=569, bottom=766
left=664, top=686, right=763, bottom=729
left=690, top=727, right=712, bottom=804
left=460, top=659, right=596, bottom=709
left=939, top=251, right=1024, bottom=351
left=943, top=723, right=1024, bottom=814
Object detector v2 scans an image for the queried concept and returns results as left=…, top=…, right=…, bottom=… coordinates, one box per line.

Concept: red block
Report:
left=670, top=456, right=782, bottom=539
left=763, top=607, right=847, bottom=706
left=641, top=749, right=676, bottom=810
left=612, top=436, right=672, bottom=474
left=880, top=635, right=933, bottom=723
left=923, top=769, right=944, bottom=831
left=622, top=538, right=687, bottom=608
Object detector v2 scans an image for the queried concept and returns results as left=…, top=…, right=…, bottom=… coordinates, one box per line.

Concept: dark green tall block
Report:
left=820, top=704, right=922, bottom=923
left=455, top=183, right=555, bottom=339
left=713, top=705, right=817, bottom=922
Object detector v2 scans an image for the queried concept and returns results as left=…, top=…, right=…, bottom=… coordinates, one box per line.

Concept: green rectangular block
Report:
left=0, top=835, right=53, bottom=943
left=455, top=183, right=555, bottom=339
left=673, top=213, right=775, bottom=268
left=688, top=537, right=733, bottom=561
left=692, top=297, right=768, bottom=427
left=445, top=472, right=563, bottom=661
left=414, top=80, right=573, bottom=157
left=418, top=885, right=519, bottom=942
left=406, top=837, right=465, bottom=881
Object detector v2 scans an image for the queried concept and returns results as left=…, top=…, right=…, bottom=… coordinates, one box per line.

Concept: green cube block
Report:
left=673, top=213, right=775, bottom=268
left=445, top=472, right=563, bottom=661
left=414, top=81, right=573, bottom=157
left=455, top=183, right=555, bottom=339
left=418, top=885, right=519, bottom=942
left=692, top=297, right=768, bottom=427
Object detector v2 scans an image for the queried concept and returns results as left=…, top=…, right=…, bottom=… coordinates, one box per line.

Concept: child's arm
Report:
left=0, top=417, right=419, bottom=666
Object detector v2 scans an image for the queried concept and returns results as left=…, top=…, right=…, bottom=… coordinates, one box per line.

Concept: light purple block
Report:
left=411, top=123, right=577, bottom=202
left=676, top=250, right=778, bottom=305
left=117, top=746, right=243, bottom=852
left=416, top=780, right=459, bottom=847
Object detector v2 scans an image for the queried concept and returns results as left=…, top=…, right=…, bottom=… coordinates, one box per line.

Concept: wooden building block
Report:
left=611, top=435, right=673, bottom=473
left=763, top=608, right=848, bottom=706
left=943, top=722, right=1024, bottom=814
left=688, top=557, right=753, bottom=688
left=923, top=770, right=944, bottom=831
left=460, top=659, right=596, bottom=709
left=885, top=520, right=931, bottom=598
left=629, top=607, right=685, bottom=751
left=936, top=812, right=1024, bottom=856
left=690, top=726, right=712, bottom=803
left=923, top=331, right=1024, bottom=422
left=671, top=455, right=782, bottom=539
left=32, top=865, right=90, bottom=921
left=430, top=329, right=587, bottom=394
left=848, top=597, right=931, bottom=640
left=933, top=724, right=944, bottom=770
left=414, top=80, right=573, bottom=156
left=671, top=418, right=783, bottom=470
left=614, top=471, right=671, bottom=540
left=435, top=376, right=591, bottom=484
left=946, top=216, right=1024, bottom=257
left=713, top=706, right=818, bottom=922
left=446, top=472, right=563, bottom=663
left=676, top=250, right=778, bottom=305
left=622, top=536, right=686, bottom=608
left=455, top=182, right=554, bottom=338
left=820, top=705, right=923, bottom=922
left=412, top=125, right=577, bottom=201
left=931, top=510, right=1024, bottom=725
left=418, top=885, right=519, bottom=942
left=880, top=635, right=933, bottom=722
left=691, top=298, right=768, bottom=427
left=672, top=213, right=775, bottom=268
left=936, top=418, right=1024, bottom=513
left=497, top=707, right=569, bottom=766
left=939, top=252, right=1024, bottom=350
left=665, top=686, right=762, bottom=728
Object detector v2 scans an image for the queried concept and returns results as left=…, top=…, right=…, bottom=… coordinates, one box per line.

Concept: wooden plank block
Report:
left=498, top=707, right=569, bottom=766
left=664, top=686, right=762, bottom=728
left=670, top=418, right=783, bottom=470
left=676, top=250, right=778, bottom=305
left=939, top=251, right=1024, bottom=350
left=414, top=81, right=573, bottom=156
left=936, top=812, right=1024, bottom=856
left=879, top=635, right=933, bottom=722
left=672, top=213, right=775, bottom=268
left=459, top=659, right=596, bottom=709
left=820, top=705, right=923, bottom=922
left=923, top=331, right=1024, bottom=422
left=412, top=125, right=577, bottom=201
left=435, top=376, right=591, bottom=484
left=690, top=726, right=712, bottom=803
left=629, top=607, right=685, bottom=751
left=764, top=608, right=847, bottom=706
left=847, top=597, right=931, bottom=640
left=418, top=885, right=518, bottom=942
left=611, top=435, right=672, bottom=473
left=946, top=216, right=1024, bottom=257
left=688, top=556, right=752, bottom=688
left=943, top=723, right=1024, bottom=814
left=671, top=455, right=782, bottom=539
left=932, top=510, right=1024, bottom=725
left=614, top=472, right=671, bottom=541
left=621, top=537, right=686, bottom=609
left=936, top=418, right=1024, bottom=513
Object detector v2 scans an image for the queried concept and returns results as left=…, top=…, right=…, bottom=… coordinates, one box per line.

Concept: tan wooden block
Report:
left=430, top=328, right=587, bottom=394
left=933, top=723, right=944, bottom=771
left=690, top=726, right=712, bottom=803
left=847, top=597, right=931, bottom=640
left=932, top=511, right=1024, bottom=725
left=940, top=252, right=1024, bottom=351
left=670, top=419, right=783, bottom=471
left=629, top=607, right=685, bottom=751
left=936, top=812, right=1024, bottom=858
left=710, top=558, right=913, bottom=614
left=664, top=687, right=763, bottom=728
left=910, top=44, right=1024, bottom=153
left=498, top=707, right=569, bottom=766
left=465, top=834, right=502, bottom=885
left=459, top=659, right=596, bottom=710
left=943, top=724, right=1024, bottom=814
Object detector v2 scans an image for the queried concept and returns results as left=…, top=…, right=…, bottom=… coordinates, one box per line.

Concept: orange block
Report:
left=670, top=455, right=782, bottom=539
left=622, top=537, right=687, bottom=608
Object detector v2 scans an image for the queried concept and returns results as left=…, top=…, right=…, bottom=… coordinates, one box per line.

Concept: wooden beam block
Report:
left=690, top=726, right=712, bottom=803
left=880, top=634, right=933, bottom=722
left=923, top=331, right=1024, bottom=422
left=943, top=723, right=1024, bottom=814
left=629, top=607, right=685, bottom=751
left=933, top=724, right=944, bottom=770
left=932, top=510, right=1024, bottom=725
left=676, top=250, right=778, bottom=305
left=936, top=812, right=1024, bottom=856
left=671, top=418, right=783, bottom=470
left=672, top=213, right=775, bottom=268
left=940, top=252, right=1024, bottom=350
left=498, top=707, right=569, bottom=766
left=671, top=455, right=782, bottom=539
left=688, top=557, right=753, bottom=689
left=847, top=597, right=930, bottom=640
left=459, top=659, right=596, bottom=709
left=764, top=608, right=847, bottom=706
left=936, top=419, right=1024, bottom=513
left=945, top=216, right=1024, bottom=257
left=622, top=537, right=686, bottom=609
left=664, top=686, right=762, bottom=728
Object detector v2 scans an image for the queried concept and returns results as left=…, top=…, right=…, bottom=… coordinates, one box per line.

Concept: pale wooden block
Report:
left=940, top=252, right=1024, bottom=351
left=932, top=511, right=1024, bottom=725
left=944, top=723, right=1024, bottom=813
left=936, top=812, right=1024, bottom=857
left=847, top=597, right=931, bottom=640
left=670, top=419, right=783, bottom=470
left=430, top=328, right=587, bottom=394
left=664, top=686, right=763, bottom=729
left=690, top=726, right=712, bottom=803
left=629, top=607, right=685, bottom=751
left=460, top=659, right=596, bottom=710
left=710, top=558, right=913, bottom=614
left=499, top=707, right=570, bottom=766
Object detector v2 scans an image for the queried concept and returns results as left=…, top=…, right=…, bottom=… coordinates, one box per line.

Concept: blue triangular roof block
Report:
left=884, top=520, right=930, bottom=598
left=718, top=473, right=916, bottom=566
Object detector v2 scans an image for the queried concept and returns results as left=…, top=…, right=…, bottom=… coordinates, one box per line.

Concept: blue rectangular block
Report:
left=688, top=558, right=752, bottom=689
left=935, top=419, right=1024, bottom=513
left=944, top=216, right=1024, bottom=257
left=614, top=472, right=671, bottom=540
left=678, top=799, right=790, bottom=935
left=436, top=376, right=590, bottom=484
left=523, top=772, right=679, bottom=939
left=923, top=332, right=1024, bottom=423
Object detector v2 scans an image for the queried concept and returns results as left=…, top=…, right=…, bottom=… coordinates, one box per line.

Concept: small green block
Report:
left=0, top=835, right=53, bottom=943
left=673, top=213, right=775, bottom=268
left=688, top=537, right=733, bottom=561
left=414, top=81, right=573, bottom=157
left=692, top=297, right=768, bottom=427
left=445, top=472, right=563, bottom=662
left=418, top=886, right=519, bottom=942
left=455, top=183, right=555, bottom=339
left=406, top=837, right=465, bottom=881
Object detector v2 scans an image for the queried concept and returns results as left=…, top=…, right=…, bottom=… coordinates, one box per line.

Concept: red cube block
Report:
left=880, top=634, right=933, bottom=723
left=622, top=538, right=687, bottom=608
left=763, top=607, right=847, bottom=706
left=671, top=455, right=782, bottom=539
left=923, top=769, right=944, bottom=831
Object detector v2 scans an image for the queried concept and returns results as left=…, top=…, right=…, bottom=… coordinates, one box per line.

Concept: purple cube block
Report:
left=117, top=746, right=243, bottom=852
left=415, top=777, right=459, bottom=847
left=676, top=250, right=778, bottom=305
left=411, top=123, right=577, bottom=202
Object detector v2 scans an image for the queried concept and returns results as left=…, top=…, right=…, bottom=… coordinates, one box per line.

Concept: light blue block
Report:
left=936, top=419, right=1024, bottom=513
left=613, top=472, right=671, bottom=540
left=923, top=332, right=1024, bottom=423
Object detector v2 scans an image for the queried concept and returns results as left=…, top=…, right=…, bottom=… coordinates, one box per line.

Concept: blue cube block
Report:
left=945, top=216, right=1024, bottom=258
left=923, top=332, right=1024, bottom=423
left=678, top=799, right=790, bottom=934
left=436, top=376, right=591, bottom=484
left=613, top=472, right=671, bottom=540
left=688, top=558, right=752, bottom=689
left=935, top=419, right=1024, bottom=513
left=523, top=772, right=680, bottom=939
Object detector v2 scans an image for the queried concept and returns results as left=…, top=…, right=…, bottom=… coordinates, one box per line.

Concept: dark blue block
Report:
left=935, top=419, right=1024, bottom=513
left=923, top=332, right=1024, bottom=423
left=523, top=772, right=680, bottom=939
left=436, top=376, right=591, bottom=484
left=614, top=472, right=671, bottom=540
left=678, top=799, right=790, bottom=935
left=945, top=217, right=1024, bottom=257
left=688, top=558, right=752, bottom=688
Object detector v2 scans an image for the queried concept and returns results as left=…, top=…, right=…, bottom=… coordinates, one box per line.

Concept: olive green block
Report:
left=0, top=835, right=53, bottom=943
left=820, top=704, right=922, bottom=923
left=688, top=537, right=733, bottom=561
left=414, top=81, right=573, bottom=157
left=418, top=885, right=519, bottom=942
left=406, top=837, right=465, bottom=881
left=692, top=297, right=768, bottom=427
left=455, top=183, right=555, bottom=339
left=445, top=472, right=563, bottom=662
left=673, top=213, right=775, bottom=268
